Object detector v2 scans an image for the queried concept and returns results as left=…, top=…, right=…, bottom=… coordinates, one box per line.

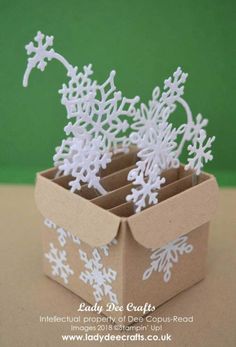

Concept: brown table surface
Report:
left=0, top=186, right=235, bottom=347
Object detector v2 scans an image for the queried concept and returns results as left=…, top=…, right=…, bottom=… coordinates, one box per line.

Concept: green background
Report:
left=0, top=0, right=235, bottom=185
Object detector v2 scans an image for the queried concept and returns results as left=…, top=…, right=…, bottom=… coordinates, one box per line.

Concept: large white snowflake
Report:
left=143, top=235, right=193, bottom=283
left=59, top=64, right=97, bottom=119
left=185, top=129, right=215, bottom=175
left=79, top=248, right=118, bottom=304
left=65, top=70, right=139, bottom=154
left=45, top=243, right=74, bottom=284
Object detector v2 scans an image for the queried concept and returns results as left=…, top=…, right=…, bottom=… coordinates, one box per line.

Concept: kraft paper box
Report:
left=35, top=150, right=218, bottom=325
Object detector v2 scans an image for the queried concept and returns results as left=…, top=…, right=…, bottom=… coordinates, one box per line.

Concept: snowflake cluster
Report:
left=23, top=32, right=215, bottom=213
left=44, top=219, right=119, bottom=302
left=23, top=31, right=139, bottom=195
left=127, top=67, right=215, bottom=212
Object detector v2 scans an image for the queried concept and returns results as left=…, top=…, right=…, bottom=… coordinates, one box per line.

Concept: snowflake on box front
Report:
left=23, top=31, right=139, bottom=195
left=45, top=243, right=74, bottom=284
left=44, top=218, right=68, bottom=247
left=44, top=219, right=118, bottom=254
left=185, top=129, right=215, bottom=175
left=142, top=235, right=193, bottom=283
left=79, top=248, right=118, bottom=304
left=23, top=31, right=54, bottom=83
left=44, top=218, right=81, bottom=247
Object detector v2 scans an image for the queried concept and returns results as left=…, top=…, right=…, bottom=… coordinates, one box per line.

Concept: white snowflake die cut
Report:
left=45, top=243, right=74, bottom=284
left=127, top=122, right=180, bottom=212
left=185, top=129, right=215, bottom=175
left=79, top=248, right=118, bottom=304
left=55, top=135, right=112, bottom=194
left=143, top=235, right=193, bottom=283
left=64, top=70, right=140, bottom=154
left=126, top=170, right=166, bottom=213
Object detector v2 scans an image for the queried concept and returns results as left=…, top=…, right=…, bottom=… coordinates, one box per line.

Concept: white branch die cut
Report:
left=143, top=235, right=193, bottom=283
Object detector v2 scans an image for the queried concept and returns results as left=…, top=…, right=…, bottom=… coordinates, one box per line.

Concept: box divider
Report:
left=109, top=172, right=197, bottom=217
left=91, top=167, right=194, bottom=210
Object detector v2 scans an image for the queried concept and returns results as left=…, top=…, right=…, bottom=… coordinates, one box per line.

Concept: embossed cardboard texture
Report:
left=35, top=152, right=218, bottom=324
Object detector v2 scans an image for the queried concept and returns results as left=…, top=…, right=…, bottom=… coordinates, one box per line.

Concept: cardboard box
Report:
left=35, top=150, right=218, bottom=324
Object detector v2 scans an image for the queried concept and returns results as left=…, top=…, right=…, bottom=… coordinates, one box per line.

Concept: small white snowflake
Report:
left=126, top=171, right=165, bottom=213
left=79, top=248, right=118, bottom=304
left=143, top=235, right=193, bottom=282
left=45, top=243, right=74, bottom=284
left=160, top=66, right=188, bottom=105
left=24, top=31, right=54, bottom=78
left=56, top=135, right=112, bottom=194
left=185, top=129, right=215, bottom=175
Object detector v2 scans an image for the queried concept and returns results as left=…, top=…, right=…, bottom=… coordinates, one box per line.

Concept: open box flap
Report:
left=127, top=174, right=218, bottom=249
left=35, top=173, right=121, bottom=247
